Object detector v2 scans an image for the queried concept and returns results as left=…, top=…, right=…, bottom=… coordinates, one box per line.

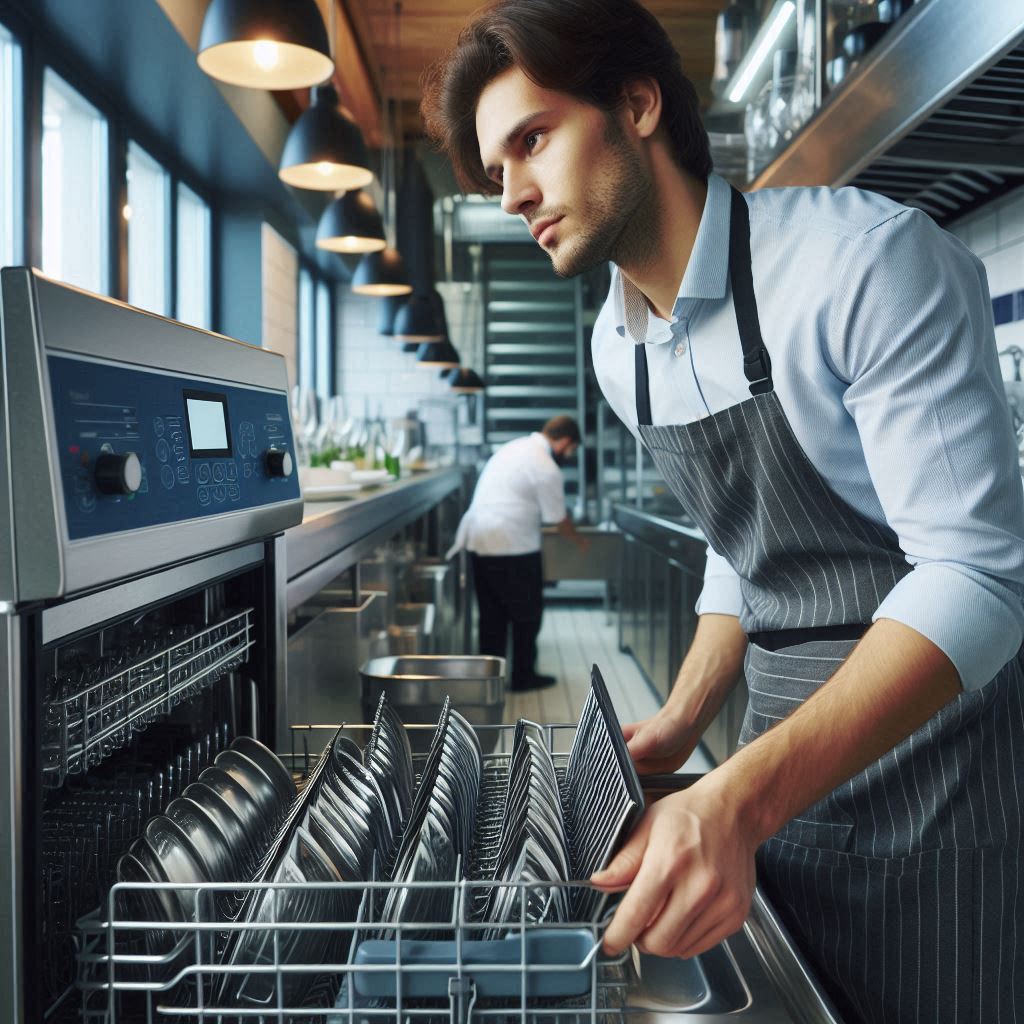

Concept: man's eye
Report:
left=525, top=131, right=543, bottom=151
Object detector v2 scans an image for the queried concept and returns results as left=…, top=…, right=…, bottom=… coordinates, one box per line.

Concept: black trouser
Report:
left=470, top=551, right=543, bottom=686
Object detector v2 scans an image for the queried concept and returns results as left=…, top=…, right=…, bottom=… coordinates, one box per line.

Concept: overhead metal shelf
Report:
left=751, top=0, right=1024, bottom=222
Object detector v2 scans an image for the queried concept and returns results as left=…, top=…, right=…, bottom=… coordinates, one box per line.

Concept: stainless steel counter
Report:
left=285, top=467, right=465, bottom=612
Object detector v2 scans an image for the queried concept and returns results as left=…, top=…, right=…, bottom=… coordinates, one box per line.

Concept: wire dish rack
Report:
left=43, top=608, right=254, bottom=788
left=75, top=714, right=640, bottom=1024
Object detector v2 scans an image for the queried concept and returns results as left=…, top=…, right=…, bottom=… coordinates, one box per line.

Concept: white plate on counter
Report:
left=350, top=469, right=391, bottom=484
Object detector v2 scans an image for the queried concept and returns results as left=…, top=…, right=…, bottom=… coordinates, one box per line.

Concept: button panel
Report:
left=48, top=354, right=299, bottom=540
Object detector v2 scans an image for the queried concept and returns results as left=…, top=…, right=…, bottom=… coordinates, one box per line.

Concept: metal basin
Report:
left=359, top=655, right=505, bottom=752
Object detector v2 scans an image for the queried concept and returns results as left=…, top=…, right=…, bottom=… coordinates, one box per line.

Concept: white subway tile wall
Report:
left=947, top=184, right=1024, bottom=372
left=334, top=281, right=486, bottom=443
left=260, top=223, right=298, bottom=389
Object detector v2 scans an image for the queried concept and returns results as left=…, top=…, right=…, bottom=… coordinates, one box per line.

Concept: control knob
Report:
left=94, top=452, right=143, bottom=495
left=264, top=447, right=293, bottom=478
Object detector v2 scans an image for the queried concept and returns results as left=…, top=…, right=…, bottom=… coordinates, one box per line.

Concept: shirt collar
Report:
left=613, top=172, right=732, bottom=345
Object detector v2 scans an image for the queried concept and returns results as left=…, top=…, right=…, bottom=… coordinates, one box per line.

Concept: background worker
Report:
left=451, top=415, right=587, bottom=691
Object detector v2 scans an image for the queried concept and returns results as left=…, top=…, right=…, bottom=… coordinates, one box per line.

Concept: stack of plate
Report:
left=378, top=700, right=482, bottom=935
left=482, top=720, right=573, bottom=936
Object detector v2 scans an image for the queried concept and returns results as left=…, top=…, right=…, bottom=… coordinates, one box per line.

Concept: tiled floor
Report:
left=504, top=603, right=713, bottom=774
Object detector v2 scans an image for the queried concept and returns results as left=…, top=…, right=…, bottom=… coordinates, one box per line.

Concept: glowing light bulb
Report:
left=122, top=204, right=132, bottom=221
left=316, top=161, right=334, bottom=176
left=253, top=40, right=280, bottom=71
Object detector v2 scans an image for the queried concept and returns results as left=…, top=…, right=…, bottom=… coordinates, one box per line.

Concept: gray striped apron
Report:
left=633, top=186, right=1023, bottom=1023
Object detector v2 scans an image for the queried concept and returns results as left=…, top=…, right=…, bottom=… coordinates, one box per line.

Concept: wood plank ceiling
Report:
left=315, top=0, right=725, bottom=144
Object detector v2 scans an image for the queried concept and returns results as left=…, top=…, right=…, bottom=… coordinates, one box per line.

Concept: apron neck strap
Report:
left=632, top=184, right=774, bottom=427
left=728, top=186, right=773, bottom=397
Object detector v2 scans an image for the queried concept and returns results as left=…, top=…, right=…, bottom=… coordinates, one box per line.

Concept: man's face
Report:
left=476, top=67, right=652, bottom=278
left=552, top=440, right=579, bottom=467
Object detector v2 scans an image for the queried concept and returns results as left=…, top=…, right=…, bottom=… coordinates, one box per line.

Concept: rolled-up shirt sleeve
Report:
left=828, top=209, right=1024, bottom=690
left=696, top=544, right=745, bottom=617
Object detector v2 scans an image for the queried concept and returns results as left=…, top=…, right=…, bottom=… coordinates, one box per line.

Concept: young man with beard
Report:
left=421, top=1, right=1024, bottom=1020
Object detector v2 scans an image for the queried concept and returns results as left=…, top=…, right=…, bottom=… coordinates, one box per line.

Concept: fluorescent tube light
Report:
left=728, top=0, right=796, bottom=104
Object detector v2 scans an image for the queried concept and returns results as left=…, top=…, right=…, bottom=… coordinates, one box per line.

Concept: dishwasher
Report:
left=0, top=267, right=302, bottom=1022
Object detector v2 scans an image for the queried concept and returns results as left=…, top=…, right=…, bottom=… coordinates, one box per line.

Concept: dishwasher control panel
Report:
left=47, top=353, right=300, bottom=540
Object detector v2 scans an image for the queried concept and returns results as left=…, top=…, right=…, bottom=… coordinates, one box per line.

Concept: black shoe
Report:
left=509, top=673, right=557, bottom=692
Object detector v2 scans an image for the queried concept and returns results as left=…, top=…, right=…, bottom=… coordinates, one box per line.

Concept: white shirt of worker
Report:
left=456, top=432, right=567, bottom=555
left=593, top=172, right=1024, bottom=692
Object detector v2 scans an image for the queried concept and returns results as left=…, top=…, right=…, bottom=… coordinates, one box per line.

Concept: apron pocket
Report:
left=759, top=839, right=986, bottom=1024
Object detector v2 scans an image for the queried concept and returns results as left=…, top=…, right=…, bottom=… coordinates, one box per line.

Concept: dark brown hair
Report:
left=542, top=415, right=582, bottom=445
left=420, top=0, right=711, bottom=195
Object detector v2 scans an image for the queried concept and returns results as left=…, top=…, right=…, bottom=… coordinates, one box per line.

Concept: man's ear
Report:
left=621, top=77, right=662, bottom=141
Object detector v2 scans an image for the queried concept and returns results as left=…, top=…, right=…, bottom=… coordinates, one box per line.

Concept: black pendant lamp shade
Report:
left=378, top=295, right=407, bottom=336
left=316, top=190, right=386, bottom=253
left=447, top=367, right=486, bottom=393
left=197, top=0, right=333, bottom=90
left=279, top=84, right=373, bottom=191
left=394, top=292, right=444, bottom=341
left=416, top=338, right=460, bottom=369
left=351, top=247, right=412, bottom=297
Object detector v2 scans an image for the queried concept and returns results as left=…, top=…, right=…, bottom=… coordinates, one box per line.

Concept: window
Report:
left=298, top=268, right=315, bottom=391
left=315, top=279, right=332, bottom=398
left=41, top=69, right=108, bottom=293
left=126, top=141, right=169, bottom=315
left=0, top=24, right=21, bottom=267
left=176, top=182, right=211, bottom=329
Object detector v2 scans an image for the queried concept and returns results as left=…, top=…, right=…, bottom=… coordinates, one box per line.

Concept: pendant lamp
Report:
left=394, top=291, right=444, bottom=341
left=447, top=367, right=486, bottom=393
left=316, top=190, right=386, bottom=253
left=351, top=248, right=412, bottom=297
left=279, top=84, right=373, bottom=191
left=197, top=0, right=333, bottom=89
left=416, top=338, right=460, bottom=369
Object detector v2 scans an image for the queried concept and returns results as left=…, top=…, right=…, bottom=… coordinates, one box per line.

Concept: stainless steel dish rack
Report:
left=43, top=608, right=255, bottom=788
left=75, top=714, right=641, bottom=1024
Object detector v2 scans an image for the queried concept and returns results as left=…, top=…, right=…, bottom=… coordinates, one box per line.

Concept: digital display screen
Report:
left=184, top=389, right=232, bottom=457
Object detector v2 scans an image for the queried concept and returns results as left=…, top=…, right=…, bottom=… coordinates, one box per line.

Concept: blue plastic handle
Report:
left=352, top=928, right=598, bottom=999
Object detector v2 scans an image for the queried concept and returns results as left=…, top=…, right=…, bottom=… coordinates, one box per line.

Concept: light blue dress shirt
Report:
left=592, top=172, right=1024, bottom=691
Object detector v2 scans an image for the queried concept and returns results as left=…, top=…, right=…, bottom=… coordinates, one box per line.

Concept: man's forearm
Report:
left=667, top=613, right=747, bottom=731
left=719, top=617, right=963, bottom=843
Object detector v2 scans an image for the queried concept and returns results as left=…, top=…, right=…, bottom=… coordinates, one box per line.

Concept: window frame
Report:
left=40, top=65, right=110, bottom=295
left=174, top=178, right=212, bottom=330
left=126, top=138, right=171, bottom=316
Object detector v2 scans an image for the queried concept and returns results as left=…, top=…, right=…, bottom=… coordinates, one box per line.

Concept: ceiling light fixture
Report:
left=197, top=0, right=334, bottom=90
left=446, top=367, right=485, bottom=393
left=279, top=83, right=374, bottom=191
left=316, top=189, right=386, bottom=253
left=727, top=0, right=796, bottom=104
left=394, top=290, right=444, bottom=340
left=351, top=1, right=410, bottom=296
left=415, top=338, right=460, bottom=369
left=351, top=248, right=412, bottom=296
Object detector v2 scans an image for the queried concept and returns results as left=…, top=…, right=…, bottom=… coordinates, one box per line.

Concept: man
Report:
left=422, top=2, right=1024, bottom=1020
left=452, top=415, right=587, bottom=691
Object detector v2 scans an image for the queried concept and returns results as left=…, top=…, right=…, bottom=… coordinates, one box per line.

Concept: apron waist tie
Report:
left=747, top=622, right=869, bottom=651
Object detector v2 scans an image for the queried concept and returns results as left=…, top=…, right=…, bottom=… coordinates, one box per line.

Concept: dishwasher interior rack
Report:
left=43, top=607, right=254, bottom=788
left=74, top=693, right=654, bottom=1023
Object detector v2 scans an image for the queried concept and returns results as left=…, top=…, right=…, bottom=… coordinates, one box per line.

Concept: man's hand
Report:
left=591, top=773, right=757, bottom=959
left=622, top=705, right=700, bottom=775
